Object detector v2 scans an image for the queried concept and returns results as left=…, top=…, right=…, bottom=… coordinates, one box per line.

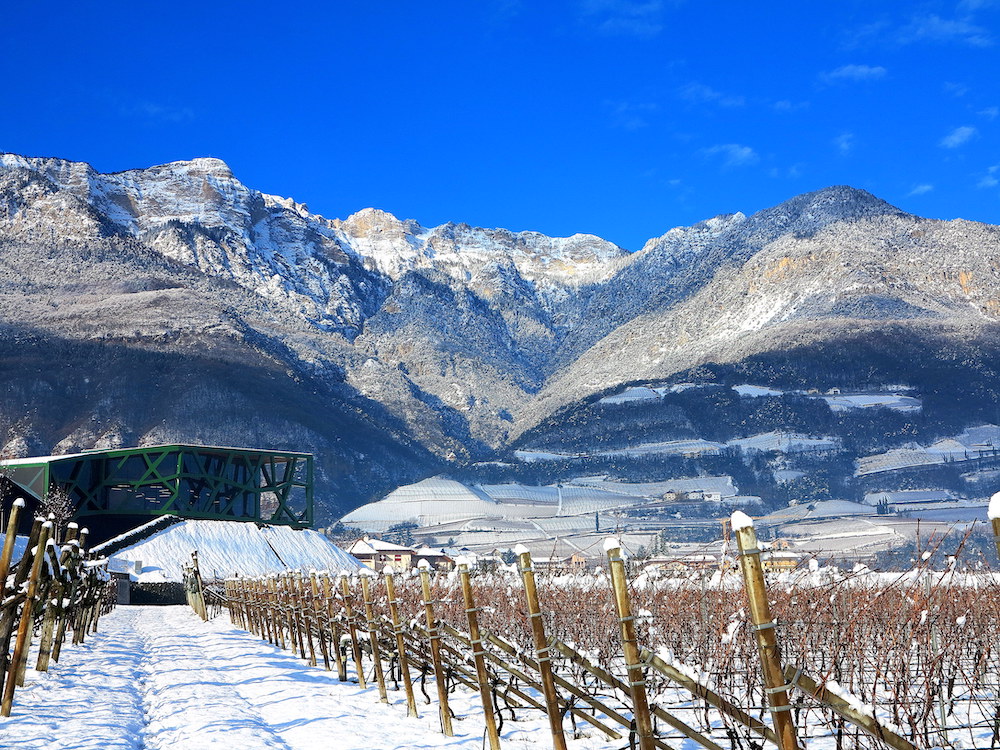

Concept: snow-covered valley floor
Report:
left=0, top=606, right=610, bottom=750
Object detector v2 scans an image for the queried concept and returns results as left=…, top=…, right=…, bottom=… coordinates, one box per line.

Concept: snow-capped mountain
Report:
left=0, top=154, right=625, bottom=339
left=3, top=152, right=1000, bottom=518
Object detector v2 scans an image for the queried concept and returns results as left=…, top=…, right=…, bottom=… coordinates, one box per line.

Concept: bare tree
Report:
left=39, top=485, right=75, bottom=540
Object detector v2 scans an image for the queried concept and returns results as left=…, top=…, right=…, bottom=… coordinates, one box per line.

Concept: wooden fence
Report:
left=199, top=519, right=928, bottom=750
left=0, top=499, right=117, bottom=716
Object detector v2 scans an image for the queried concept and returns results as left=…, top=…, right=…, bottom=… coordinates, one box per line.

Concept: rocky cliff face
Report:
left=3, top=153, right=1000, bottom=514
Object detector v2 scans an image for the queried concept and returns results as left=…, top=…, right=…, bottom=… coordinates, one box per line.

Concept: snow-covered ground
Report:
left=0, top=606, right=610, bottom=750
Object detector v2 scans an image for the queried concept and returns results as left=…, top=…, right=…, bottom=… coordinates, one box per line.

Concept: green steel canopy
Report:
left=0, top=444, right=313, bottom=528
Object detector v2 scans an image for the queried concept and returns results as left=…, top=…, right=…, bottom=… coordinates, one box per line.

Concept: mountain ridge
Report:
left=3, top=152, right=1000, bottom=519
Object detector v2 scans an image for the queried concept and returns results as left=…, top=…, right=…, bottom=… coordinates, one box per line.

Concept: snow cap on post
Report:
left=989, top=490, right=1000, bottom=521
left=513, top=543, right=530, bottom=556
left=602, top=536, right=621, bottom=553
left=454, top=555, right=472, bottom=569
left=13, top=498, right=25, bottom=508
left=382, top=563, right=395, bottom=574
left=417, top=558, right=431, bottom=570
left=730, top=510, right=754, bottom=531
left=357, top=566, right=375, bottom=577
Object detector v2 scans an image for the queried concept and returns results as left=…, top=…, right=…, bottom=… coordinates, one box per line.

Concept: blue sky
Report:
left=3, top=1, right=999, bottom=250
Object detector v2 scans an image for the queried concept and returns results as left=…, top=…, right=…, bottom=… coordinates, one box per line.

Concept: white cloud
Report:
left=834, top=132, right=855, bottom=155
left=944, top=81, right=970, bottom=97
left=940, top=125, right=978, bottom=148
left=979, top=165, right=1000, bottom=188
left=702, top=143, right=759, bottom=168
left=678, top=83, right=745, bottom=107
left=907, top=184, right=934, bottom=196
left=898, top=14, right=992, bottom=47
left=773, top=99, right=809, bottom=112
left=979, top=106, right=999, bottom=120
left=579, top=0, right=664, bottom=37
left=604, top=100, right=658, bottom=130
left=821, top=64, right=887, bottom=83
left=958, top=0, right=997, bottom=10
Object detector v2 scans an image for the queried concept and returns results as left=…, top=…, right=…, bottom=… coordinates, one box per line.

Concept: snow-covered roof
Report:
left=347, top=537, right=414, bottom=555
left=0, top=443, right=311, bottom=468
left=0, top=451, right=91, bottom=467
left=105, top=520, right=360, bottom=583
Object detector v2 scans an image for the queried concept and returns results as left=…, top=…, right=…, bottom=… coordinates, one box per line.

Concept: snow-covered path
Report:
left=1, top=606, right=599, bottom=750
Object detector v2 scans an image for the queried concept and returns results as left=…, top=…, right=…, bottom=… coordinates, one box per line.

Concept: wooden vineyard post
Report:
left=418, top=561, right=454, bottom=736
left=310, top=572, right=332, bottom=671
left=248, top=577, right=260, bottom=635
left=0, top=499, right=24, bottom=595
left=36, top=537, right=73, bottom=672
left=232, top=578, right=248, bottom=631
left=384, top=566, right=418, bottom=717
left=458, top=560, right=501, bottom=750
left=0, top=511, right=38, bottom=687
left=224, top=579, right=239, bottom=629
left=321, top=573, right=348, bottom=681
left=222, top=579, right=233, bottom=625
left=604, top=538, right=656, bottom=750
left=340, top=573, right=368, bottom=688
left=191, top=552, right=207, bottom=621
left=271, top=575, right=288, bottom=650
left=295, top=572, right=316, bottom=665
left=51, top=539, right=82, bottom=664
left=252, top=578, right=268, bottom=639
left=269, top=575, right=284, bottom=648
left=283, top=573, right=306, bottom=659
left=247, top=578, right=263, bottom=639
left=256, top=578, right=269, bottom=643
left=359, top=570, right=389, bottom=702
left=732, top=511, right=799, bottom=750
left=515, top=545, right=568, bottom=750
left=15, top=522, right=54, bottom=687
left=2, top=519, right=51, bottom=716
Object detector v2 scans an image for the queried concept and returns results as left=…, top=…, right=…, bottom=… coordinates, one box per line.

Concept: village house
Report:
left=346, top=537, right=414, bottom=571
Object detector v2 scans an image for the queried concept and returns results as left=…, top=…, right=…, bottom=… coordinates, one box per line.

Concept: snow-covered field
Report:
left=0, top=606, right=609, bottom=750
left=4, top=567, right=996, bottom=750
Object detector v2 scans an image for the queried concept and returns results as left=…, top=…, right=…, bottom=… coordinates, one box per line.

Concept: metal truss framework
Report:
left=0, top=444, right=313, bottom=527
